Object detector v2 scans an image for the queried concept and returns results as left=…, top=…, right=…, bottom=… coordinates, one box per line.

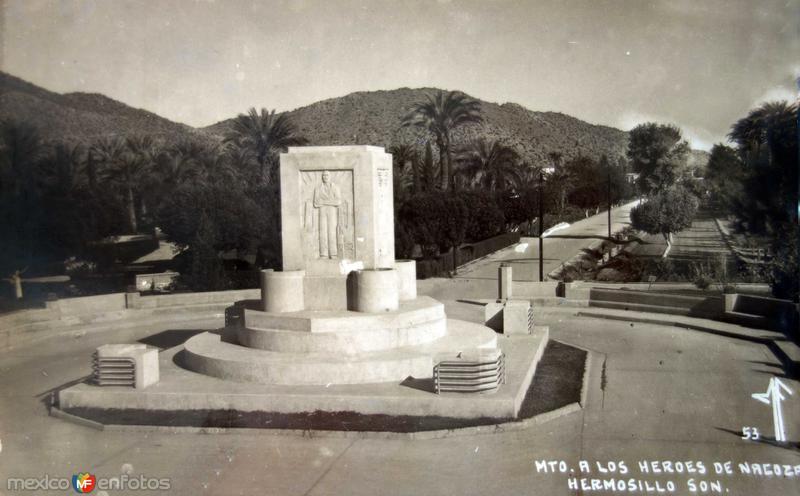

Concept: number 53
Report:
left=742, top=427, right=760, bottom=440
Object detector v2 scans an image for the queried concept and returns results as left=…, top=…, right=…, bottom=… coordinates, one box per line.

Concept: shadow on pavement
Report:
left=139, top=329, right=207, bottom=350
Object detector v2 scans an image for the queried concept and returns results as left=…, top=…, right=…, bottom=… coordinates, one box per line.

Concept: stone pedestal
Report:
left=395, top=260, right=417, bottom=301
left=280, top=146, right=394, bottom=276
left=354, top=269, right=399, bottom=313
left=261, top=269, right=305, bottom=313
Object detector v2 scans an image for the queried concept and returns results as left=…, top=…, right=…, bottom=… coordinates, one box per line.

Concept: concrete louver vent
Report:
left=434, top=351, right=505, bottom=394
left=91, top=344, right=160, bottom=389
left=92, top=353, right=136, bottom=387
left=527, top=306, right=534, bottom=333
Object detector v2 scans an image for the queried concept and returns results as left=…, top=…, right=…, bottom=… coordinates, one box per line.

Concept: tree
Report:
left=0, top=119, right=42, bottom=199
left=92, top=136, right=146, bottom=232
left=564, top=155, right=603, bottom=214
left=456, top=191, right=504, bottom=241
left=704, top=144, right=745, bottom=212
left=0, top=120, right=45, bottom=275
left=544, top=151, right=573, bottom=214
left=224, top=108, right=307, bottom=184
left=438, top=195, right=470, bottom=274
left=398, top=193, right=440, bottom=259
left=627, top=123, right=689, bottom=195
left=41, top=142, right=87, bottom=195
left=727, top=100, right=798, bottom=301
left=155, top=179, right=277, bottom=289
left=630, top=186, right=698, bottom=257
left=420, top=141, right=438, bottom=192
left=156, top=139, right=204, bottom=189
left=727, top=100, right=798, bottom=235
left=388, top=142, right=417, bottom=198
left=401, top=90, right=482, bottom=190
left=454, top=139, right=522, bottom=192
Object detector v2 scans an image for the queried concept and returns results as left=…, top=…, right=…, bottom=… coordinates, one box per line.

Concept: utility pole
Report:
left=607, top=163, right=612, bottom=239
left=539, top=170, right=544, bottom=282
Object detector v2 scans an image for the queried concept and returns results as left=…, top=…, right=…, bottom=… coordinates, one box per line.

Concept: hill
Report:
left=0, top=72, right=708, bottom=169
left=205, top=88, right=635, bottom=167
left=0, top=71, right=196, bottom=143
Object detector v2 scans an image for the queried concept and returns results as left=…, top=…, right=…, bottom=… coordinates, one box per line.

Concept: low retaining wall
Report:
left=0, top=289, right=260, bottom=352
left=417, top=232, right=522, bottom=279
left=588, top=288, right=724, bottom=319
left=724, top=293, right=798, bottom=334
left=127, top=289, right=259, bottom=309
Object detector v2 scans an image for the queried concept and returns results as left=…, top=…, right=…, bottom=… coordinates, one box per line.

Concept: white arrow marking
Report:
left=752, top=377, right=793, bottom=442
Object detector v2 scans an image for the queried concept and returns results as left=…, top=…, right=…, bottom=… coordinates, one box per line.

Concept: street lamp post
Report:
left=539, top=170, right=544, bottom=282
left=607, top=163, right=612, bottom=239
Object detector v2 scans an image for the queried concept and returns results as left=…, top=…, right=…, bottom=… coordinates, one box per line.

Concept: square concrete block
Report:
left=503, top=299, right=532, bottom=335
left=484, top=301, right=504, bottom=332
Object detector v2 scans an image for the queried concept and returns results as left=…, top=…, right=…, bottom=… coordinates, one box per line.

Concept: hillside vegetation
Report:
left=206, top=87, right=633, bottom=166
left=0, top=73, right=707, bottom=168
left=0, top=72, right=196, bottom=142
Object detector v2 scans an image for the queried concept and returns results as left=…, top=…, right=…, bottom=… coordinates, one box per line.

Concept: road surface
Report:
left=456, top=200, right=640, bottom=281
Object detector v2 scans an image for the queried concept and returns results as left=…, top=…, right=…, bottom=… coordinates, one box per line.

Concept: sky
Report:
left=1, top=0, right=798, bottom=150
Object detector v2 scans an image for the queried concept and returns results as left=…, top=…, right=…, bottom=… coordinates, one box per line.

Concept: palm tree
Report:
left=157, top=139, right=202, bottom=188
left=729, top=100, right=797, bottom=167
left=194, top=142, right=237, bottom=185
left=41, top=142, right=87, bottom=196
left=544, top=151, right=573, bottom=214
left=420, top=141, right=438, bottom=192
left=454, top=139, right=522, bottom=192
left=0, top=120, right=43, bottom=198
left=225, top=143, right=257, bottom=182
left=401, top=90, right=483, bottom=190
left=92, top=136, right=151, bottom=232
left=388, top=142, right=418, bottom=196
left=223, top=108, right=307, bottom=183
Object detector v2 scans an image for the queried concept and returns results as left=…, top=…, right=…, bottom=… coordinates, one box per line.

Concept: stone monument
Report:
left=60, top=145, right=551, bottom=423
left=181, top=145, right=499, bottom=385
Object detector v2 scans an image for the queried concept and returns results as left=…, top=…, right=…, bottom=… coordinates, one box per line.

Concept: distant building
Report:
left=625, top=172, right=639, bottom=184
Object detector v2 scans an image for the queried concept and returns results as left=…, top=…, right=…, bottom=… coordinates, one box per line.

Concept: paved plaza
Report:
left=1, top=292, right=798, bottom=495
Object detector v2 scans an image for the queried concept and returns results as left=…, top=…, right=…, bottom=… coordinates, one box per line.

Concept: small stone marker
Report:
left=498, top=264, right=512, bottom=300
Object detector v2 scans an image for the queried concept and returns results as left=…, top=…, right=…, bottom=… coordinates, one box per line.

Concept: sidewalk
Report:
left=454, top=200, right=640, bottom=282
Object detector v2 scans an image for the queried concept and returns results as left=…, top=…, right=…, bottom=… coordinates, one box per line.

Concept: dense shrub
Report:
left=397, top=193, right=447, bottom=259
left=455, top=191, right=504, bottom=242
left=155, top=181, right=278, bottom=290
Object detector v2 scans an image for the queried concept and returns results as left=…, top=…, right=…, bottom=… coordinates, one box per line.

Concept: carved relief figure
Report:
left=313, top=170, right=342, bottom=258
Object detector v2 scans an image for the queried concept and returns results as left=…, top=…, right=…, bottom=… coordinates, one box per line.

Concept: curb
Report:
left=49, top=406, right=105, bottom=431
left=579, top=351, right=593, bottom=408
left=50, top=403, right=583, bottom=440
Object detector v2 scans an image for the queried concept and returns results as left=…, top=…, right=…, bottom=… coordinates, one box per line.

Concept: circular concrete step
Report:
left=236, top=298, right=447, bottom=353
left=183, top=319, right=497, bottom=385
